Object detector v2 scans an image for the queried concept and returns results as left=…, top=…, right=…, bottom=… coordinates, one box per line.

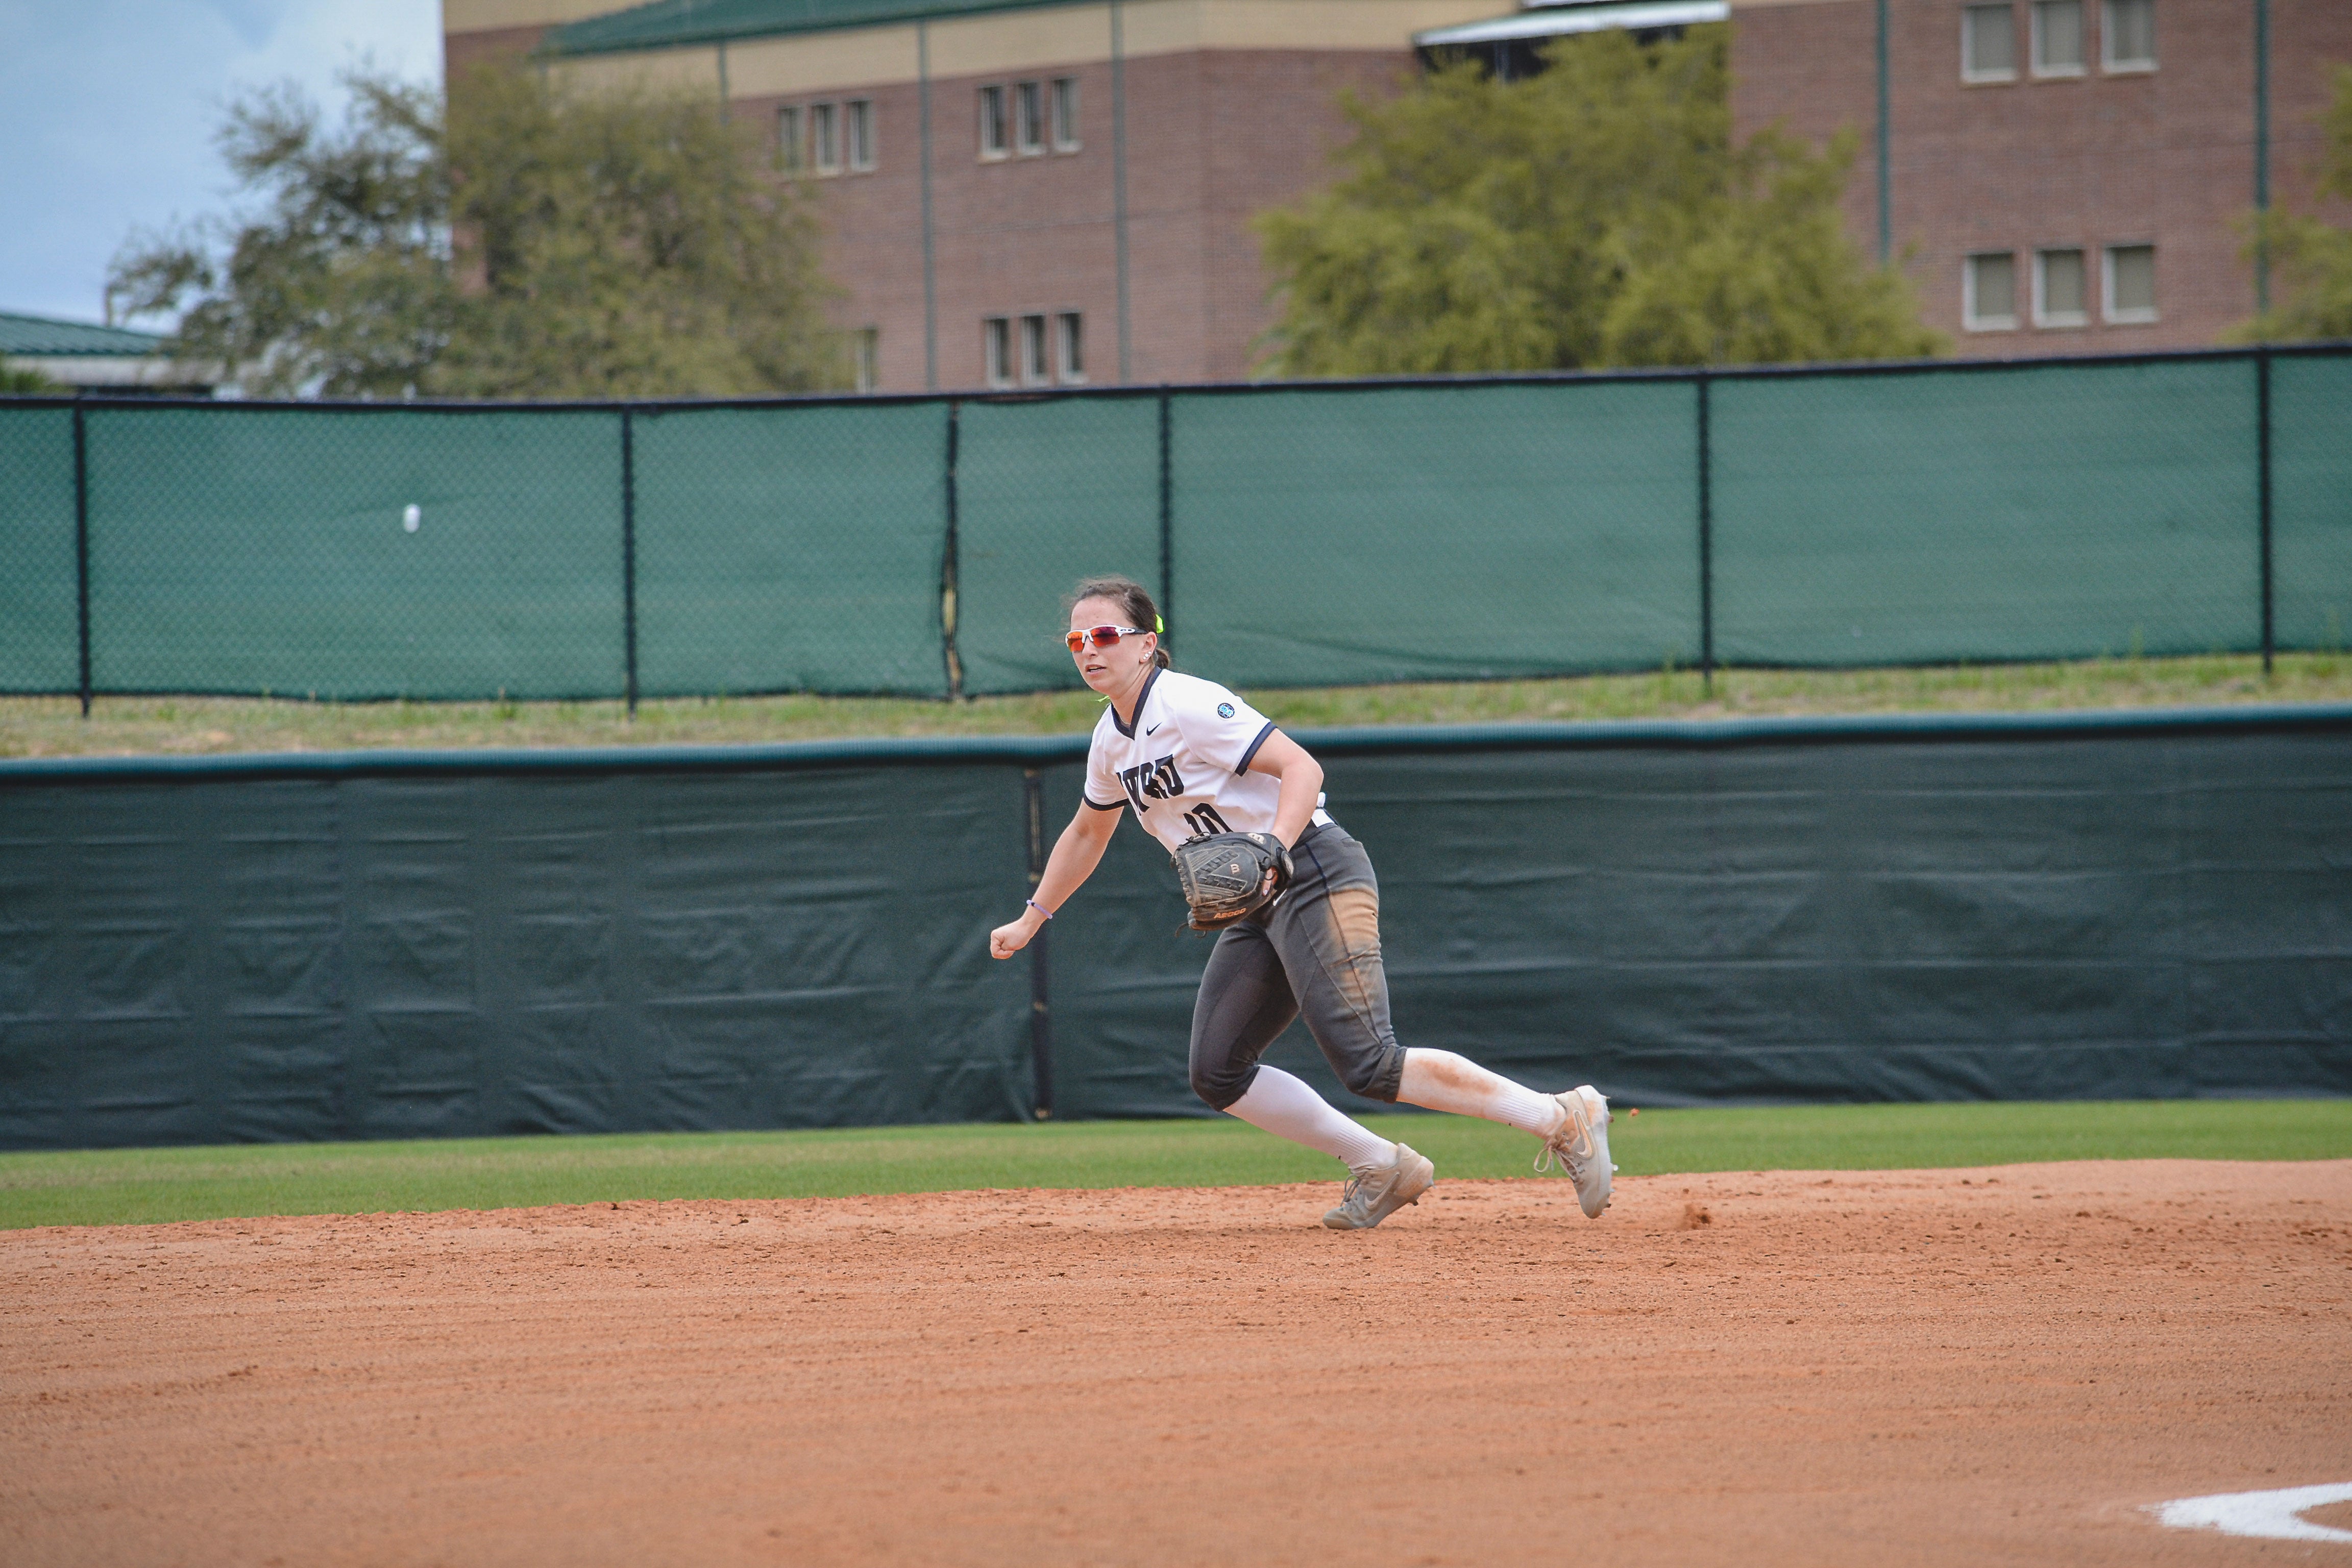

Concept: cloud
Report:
left=0, top=1, right=445, bottom=323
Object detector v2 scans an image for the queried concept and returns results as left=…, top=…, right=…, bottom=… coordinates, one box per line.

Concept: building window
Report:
left=2104, top=244, right=2157, bottom=323
left=811, top=102, right=841, bottom=175
left=2035, top=248, right=2088, bottom=327
left=1965, top=252, right=2019, bottom=330
left=777, top=106, right=802, bottom=172
left=852, top=328, right=879, bottom=393
left=1016, top=81, right=1045, bottom=156
left=979, top=86, right=1008, bottom=159
left=983, top=317, right=1012, bottom=387
left=1963, top=4, right=2016, bottom=82
left=2031, top=0, right=2085, bottom=76
left=1019, top=314, right=1049, bottom=385
left=2102, top=0, right=2154, bottom=70
left=1056, top=312, right=1085, bottom=383
left=1051, top=77, right=1080, bottom=151
left=846, top=99, right=875, bottom=172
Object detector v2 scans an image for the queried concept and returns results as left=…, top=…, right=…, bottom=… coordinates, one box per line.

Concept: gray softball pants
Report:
left=1187, top=822, right=1409, bottom=1111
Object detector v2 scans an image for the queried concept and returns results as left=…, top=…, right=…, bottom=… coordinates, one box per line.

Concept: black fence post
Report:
left=1023, top=767, right=1056, bottom=1119
left=72, top=401, right=91, bottom=719
left=621, top=407, right=640, bottom=717
left=1158, top=387, right=1173, bottom=632
left=943, top=401, right=964, bottom=700
left=1697, top=373, right=1714, bottom=696
left=2258, top=349, right=2275, bottom=677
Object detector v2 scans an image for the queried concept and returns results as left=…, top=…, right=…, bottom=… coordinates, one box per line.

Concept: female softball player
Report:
left=989, top=576, right=1614, bottom=1230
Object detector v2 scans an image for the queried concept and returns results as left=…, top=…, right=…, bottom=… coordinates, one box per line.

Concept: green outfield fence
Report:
left=2, top=344, right=2348, bottom=706
left=4, top=705, right=2349, bottom=1150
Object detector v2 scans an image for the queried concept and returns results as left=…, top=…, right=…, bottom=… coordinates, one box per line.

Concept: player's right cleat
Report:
left=1535, top=1086, right=1614, bottom=1218
left=1321, top=1142, right=1435, bottom=1230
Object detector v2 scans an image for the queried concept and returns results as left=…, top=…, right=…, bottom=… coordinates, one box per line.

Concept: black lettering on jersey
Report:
left=1118, top=754, right=1185, bottom=811
left=1181, top=803, right=1232, bottom=839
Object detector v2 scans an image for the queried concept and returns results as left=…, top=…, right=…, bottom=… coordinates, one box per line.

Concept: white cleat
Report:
left=1322, top=1143, right=1436, bottom=1230
left=1534, top=1086, right=1614, bottom=1217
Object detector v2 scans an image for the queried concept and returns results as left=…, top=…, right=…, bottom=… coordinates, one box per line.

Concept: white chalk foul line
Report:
left=2149, top=1483, right=2352, bottom=1544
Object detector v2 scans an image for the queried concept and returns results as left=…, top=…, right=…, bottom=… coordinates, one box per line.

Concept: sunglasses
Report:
left=1066, top=625, right=1151, bottom=653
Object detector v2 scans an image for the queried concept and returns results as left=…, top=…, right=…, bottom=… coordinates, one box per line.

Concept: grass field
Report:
left=4, top=1098, right=2345, bottom=1231
left=4, top=651, right=2347, bottom=757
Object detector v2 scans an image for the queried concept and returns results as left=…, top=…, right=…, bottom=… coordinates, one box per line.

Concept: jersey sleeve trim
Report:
left=1083, top=795, right=1124, bottom=811
left=1234, top=720, right=1278, bottom=776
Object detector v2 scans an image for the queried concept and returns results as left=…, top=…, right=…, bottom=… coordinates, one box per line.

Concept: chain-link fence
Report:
left=2, top=344, right=2346, bottom=707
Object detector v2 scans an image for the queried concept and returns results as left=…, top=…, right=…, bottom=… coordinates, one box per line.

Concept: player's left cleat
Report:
left=1321, top=1142, right=1436, bottom=1230
left=1535, top=1085, right=1614, bottom=1217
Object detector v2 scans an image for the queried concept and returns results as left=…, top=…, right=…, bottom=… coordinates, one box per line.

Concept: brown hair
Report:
left=1067, top=575, right=1169, bottom=670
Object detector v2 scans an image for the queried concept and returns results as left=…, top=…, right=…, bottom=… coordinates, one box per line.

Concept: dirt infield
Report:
left=4, top=1159, right=2347, bottom=1566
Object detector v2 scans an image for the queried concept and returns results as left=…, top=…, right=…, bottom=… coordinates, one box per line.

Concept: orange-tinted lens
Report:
left=1066, top=626, right=1125, bottom=653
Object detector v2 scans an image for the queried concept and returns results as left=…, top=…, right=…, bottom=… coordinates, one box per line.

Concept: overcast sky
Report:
left=2, top=1, right=445, bottom=325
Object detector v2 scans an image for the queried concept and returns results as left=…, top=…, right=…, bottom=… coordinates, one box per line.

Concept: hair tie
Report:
left=1155, top=615, right=1165, bottom=633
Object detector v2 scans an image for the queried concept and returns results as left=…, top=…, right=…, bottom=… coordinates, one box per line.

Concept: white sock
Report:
left=1396, top=1049, right=1564, bottom=1137
left=1226, top=1066, right=1398, bottom=1176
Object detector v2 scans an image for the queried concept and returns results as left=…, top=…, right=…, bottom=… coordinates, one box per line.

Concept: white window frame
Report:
left=852, top=328, right=879, bottom=393
left=1964, top=251, right=2019, bottom=331
left=846, top=99, right=876, bottom=172
left=1015, top=81, right=1045, bottom=156
left=983, top=317, right=1012, bottom=388
left=978, top=86, right=1009, bottom=160
left=2032, top=247, right=2089, bottom=328
left=1051, top=77, right=1081, bottom=152
left=2102, top=244, right=2158, bottom=324
left=1019, top=314, right=1049, bottom=386
left=2100, top=0, right=2155, bottom=72
left=811, top=102, right=841, bottom=176
left=1962, top=4, right=2018, bottom=83
left=777, top=105, right=803, bottom=172
left=2030, top=0, right=2087, bottom=77
left=1055, top=312, right=1085, bottom=384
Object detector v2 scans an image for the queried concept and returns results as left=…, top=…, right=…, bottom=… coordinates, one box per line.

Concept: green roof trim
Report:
left=545, top=0, right=1095, bottom=56
left=0, top=311, right=167, bottom=358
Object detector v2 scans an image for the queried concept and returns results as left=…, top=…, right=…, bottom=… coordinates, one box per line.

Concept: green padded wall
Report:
left=1168, top=381, right=1702, bottom=689
left=954, top=396, right=1162, bottom=695
left=83, top=405, right=625, bottom=699
left=0, top=407, right=79, bottom=693
left=2274, top=354, right=2352, bottom=654
left=1711, top=358, right=2260, bottom=666
left=632, top=402, right=950, bottom=697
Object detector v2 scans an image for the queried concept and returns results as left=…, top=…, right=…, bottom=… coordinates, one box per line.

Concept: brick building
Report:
left=444, top=0, right=2352, bottom=385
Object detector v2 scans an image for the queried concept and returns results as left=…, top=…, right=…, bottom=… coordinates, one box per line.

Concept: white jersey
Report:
left=1083, top=668, right=1333, bottom=854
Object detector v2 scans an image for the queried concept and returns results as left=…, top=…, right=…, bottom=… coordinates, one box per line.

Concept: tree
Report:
left=1253, top=28, right=1944, bottom=376
left=1, top=363, right=64, bottom=395
left=2231, top=65, right=2352, bottom=343
left=108, top=66, right=842, bottom=399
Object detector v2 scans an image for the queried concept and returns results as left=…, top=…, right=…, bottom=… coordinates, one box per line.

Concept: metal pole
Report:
left=2258, top=350, right=2274, bottom=675
left=1112, top=0, right=1132, bottom=382
left=919, top=20, right=939, bottom=390
left=1023, top=768, right=1055, bottom=1120
left=72, top=401, right=91, bottom=718
left=943, top=402, right=963, bottom=699
left=1158, top=387, right=1173, bottom=629
left=621, top=408, right=640, bottom=717
left=1875, top=0, right=1892, bottom=264
left=1697, top=374, right=1714, bottom=696
left=2254, top=0, right=2272, bottom=315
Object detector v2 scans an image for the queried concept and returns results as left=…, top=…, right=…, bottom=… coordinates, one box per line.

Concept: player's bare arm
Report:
left=989, top=802, right=1115, bottom=960
left=1241, top=728, right=1322, bottom=849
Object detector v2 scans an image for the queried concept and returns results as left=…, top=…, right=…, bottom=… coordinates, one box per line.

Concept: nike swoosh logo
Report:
left=1145, top=724, right=1160, bottom=734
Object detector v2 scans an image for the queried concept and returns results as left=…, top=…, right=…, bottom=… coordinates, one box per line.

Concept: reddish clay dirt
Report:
left=4, top=1160, right=2348, bottom=1567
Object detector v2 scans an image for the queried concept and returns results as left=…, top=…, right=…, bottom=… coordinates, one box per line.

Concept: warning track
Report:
left=4, top=1159, right=2347, bottom=1566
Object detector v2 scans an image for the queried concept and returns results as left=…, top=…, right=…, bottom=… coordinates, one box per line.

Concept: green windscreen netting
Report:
left=2274, top=354, right=2352, bottom=655
left=632, top=401, right=950, bottom=698
left=84, top=405, right=625, bottom=699
left=1168, top=380, right=1702, bottom=689
left=0, top=407, right=79, bottom=694
left=1711, top=357, right=2261, bottom=667
left=954, top=395, right=1162, bottom=696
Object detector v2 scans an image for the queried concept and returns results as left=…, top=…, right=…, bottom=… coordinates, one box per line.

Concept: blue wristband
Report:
left=1025, top=898, right=1054, bottom=920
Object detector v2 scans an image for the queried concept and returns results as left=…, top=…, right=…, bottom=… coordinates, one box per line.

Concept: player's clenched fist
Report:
left=989, top=918, right=1036, bottom=960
